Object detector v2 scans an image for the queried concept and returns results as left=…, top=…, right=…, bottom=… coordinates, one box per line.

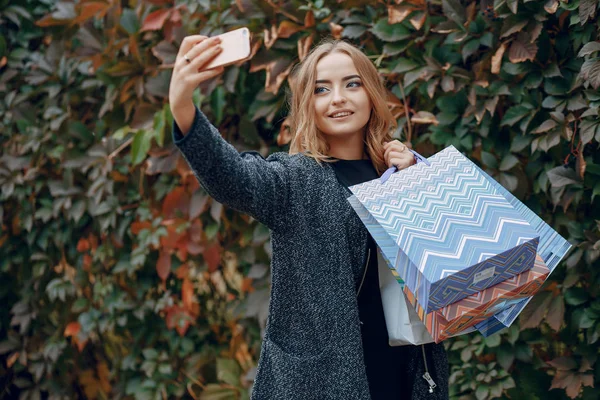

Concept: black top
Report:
left=331, top=158, right=414, bottom=400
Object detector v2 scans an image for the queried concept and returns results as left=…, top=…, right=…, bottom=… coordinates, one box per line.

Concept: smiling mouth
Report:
left=329, top=111, right=354, bottom=118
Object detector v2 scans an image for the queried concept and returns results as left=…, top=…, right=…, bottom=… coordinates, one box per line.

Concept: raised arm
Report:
left=173, top=107, right=289, bottom=230
left=169, top=34, right=289, bottom=230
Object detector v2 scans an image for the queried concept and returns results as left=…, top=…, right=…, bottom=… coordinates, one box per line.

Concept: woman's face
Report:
left=313, top=52, right=372, bottom=143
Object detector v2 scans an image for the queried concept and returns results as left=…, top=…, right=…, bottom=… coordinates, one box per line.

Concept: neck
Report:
left=326, top=132, right=367, bottom=160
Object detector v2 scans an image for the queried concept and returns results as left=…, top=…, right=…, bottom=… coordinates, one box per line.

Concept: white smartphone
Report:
left=202, top=27, right=251, bottom=70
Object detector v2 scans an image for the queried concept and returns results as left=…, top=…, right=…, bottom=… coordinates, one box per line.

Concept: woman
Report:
left=169, top=36, right=449, bottom=400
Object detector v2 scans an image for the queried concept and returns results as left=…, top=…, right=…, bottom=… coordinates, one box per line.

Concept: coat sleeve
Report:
left=173, top=106, right=289, bottom=231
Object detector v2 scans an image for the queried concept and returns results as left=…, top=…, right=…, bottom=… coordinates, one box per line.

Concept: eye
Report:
left=314, top=86, right=329, bottom=94
left=347, top=81, right=361, bottom=88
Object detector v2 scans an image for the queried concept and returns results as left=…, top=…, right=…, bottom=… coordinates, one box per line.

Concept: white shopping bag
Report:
left=377, top=250, right=475, bottom=346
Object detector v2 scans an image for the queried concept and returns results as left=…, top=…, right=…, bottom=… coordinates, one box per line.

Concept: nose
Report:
left=331, top=87, right=347, bottom=105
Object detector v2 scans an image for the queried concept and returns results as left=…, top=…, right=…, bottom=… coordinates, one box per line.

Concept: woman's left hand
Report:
left=383, top=141, right=415, bottom=171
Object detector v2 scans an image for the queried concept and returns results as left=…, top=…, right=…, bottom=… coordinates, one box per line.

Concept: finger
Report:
left=189, top=66, right=225, bottom=86
left=384, top=143, right=403, bottom=162
left=177, top=35, right=208, bottom=58
left=184, top=36, right=221, bottom=63
left=189, top=45, right=223, bottom=72
left=390, top=157, right=412, bottom=170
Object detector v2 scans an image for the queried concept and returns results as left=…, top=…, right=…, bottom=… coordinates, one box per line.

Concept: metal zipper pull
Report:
left=421, top=345, right=436, bottom=393
left=422, top=372, right=436, bottom=393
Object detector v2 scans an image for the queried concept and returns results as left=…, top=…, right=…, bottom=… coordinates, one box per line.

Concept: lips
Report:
left=328, top=109, right=354, bottom=118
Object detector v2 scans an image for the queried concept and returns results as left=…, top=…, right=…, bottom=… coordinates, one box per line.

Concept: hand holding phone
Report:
left=200, top=27, right=251, bottom=71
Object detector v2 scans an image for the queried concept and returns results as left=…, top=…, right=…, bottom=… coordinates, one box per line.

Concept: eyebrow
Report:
left=315, top=74, right=361, bottom=84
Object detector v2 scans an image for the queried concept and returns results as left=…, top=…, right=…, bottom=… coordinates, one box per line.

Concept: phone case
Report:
left=202, top=27, right=251, bottom=70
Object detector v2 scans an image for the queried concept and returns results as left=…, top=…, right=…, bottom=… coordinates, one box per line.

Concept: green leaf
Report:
left=532, top=119, right=557, bottom=134
left=497, top=346, right=515, bottom=370
left=501, top=105, right=531, bottom=126
left=442, top=0, right=466, bottom=26
left=592, top=182, right=600, bottom=202
left=578, top=41, right=600, bottom=57
left=462, top=39, right=480, bottom=62
left=507, top=0, right=519, bottom=14
left=342, top=25, right=368, bottom=39
left=510, top=135, right=532, bottom=152
left=499, top=154, right=520, bottom=171
left=579, top=0, right=598, bottom=25
left=131, top=130, right=153, bottom=166
left=211, top=86, right=226, bottom=126
left=475, top=385, right=489, bottom=400
left=481, top=151, right=498, bottom=169
left=370, top=19, right=411, bottom=42
left=546, top=166, right=580, bottom=188
left=120, top=8, right=140, bottom=35
left=573, top=308, right=595, bottom=329
left=392, top=58, right=420, bottom=74
left=484, top=333, right=501, bottom=348
left=142, top=348, right=158, bottom=360
left=216, top=358, right=241, bottom=386
left=565, top=287, right=589, bottom=306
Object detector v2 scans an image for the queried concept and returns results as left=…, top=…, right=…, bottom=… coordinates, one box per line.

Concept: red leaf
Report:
left=546, top=295, right=565, bottom=331
left=73, top=2, right=109, bottom=25
left=131, top=221, right=152, bottom=235
left=162, top=186, right=190, bottom=219
left=157, top=251, right=171, bottom=280
left=141, top=8, right=171, bottom=32
left=204, top=242, right=222, bottom=272
left=277, top=20, right=303, bottom=38
left=64, top=322, right=80, bottom=337
left=182, top=278, right=194, bottom=311
left=548, top=357, right=577, bottom=371
left=77, top=238, right=90, bottom=252
left=165, top=305, right=193, bottom=336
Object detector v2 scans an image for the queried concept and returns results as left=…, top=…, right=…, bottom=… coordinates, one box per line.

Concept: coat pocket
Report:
left=252, top=337, right=336, bottom=400
left=264, top=314, right=337, bottom=359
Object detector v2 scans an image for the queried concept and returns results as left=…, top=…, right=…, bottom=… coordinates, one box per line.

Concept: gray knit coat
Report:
left=174, top=107, right=449, bottom=400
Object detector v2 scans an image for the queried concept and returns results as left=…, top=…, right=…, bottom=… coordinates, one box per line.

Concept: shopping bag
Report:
left=377, top=249, right=477, bottom=346
left=348, top=145, right=540, bottom=315
left=468, top=164, right=572, bottom=336
left=403, top=253, right=549, bottom=342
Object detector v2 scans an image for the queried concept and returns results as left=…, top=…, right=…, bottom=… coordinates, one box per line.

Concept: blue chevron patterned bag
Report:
left=348, top=145, right=541, bottom=315
left=468, top=164, right=572, bottom=336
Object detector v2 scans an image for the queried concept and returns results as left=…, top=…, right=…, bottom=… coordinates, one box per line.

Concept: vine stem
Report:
left=397, top=83, right=413, bottom=146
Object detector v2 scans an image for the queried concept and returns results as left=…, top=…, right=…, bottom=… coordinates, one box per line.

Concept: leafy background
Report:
left=0, top=0, right=599, bottom=399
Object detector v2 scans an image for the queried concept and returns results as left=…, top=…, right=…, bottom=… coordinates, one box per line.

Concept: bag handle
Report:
left=379, top=148, right=430, bottom=184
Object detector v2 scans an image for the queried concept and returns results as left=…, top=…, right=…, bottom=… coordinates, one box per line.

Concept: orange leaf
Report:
left=73, top=2, right=109, bottom=25
left=298, top=35, right=314, bottom=62
left=278, top=20, right=303, bottom=38
left=157, top=251, right=171, bottom=280
left=241, top=277, right=254, bottom=293
left=203, top=242, right=222, bottom=272
left=182, top=278, right=194, bottom=311
left=304, top=10, right=315, bottom=27
left=165, top=305, right=193, bottom=336
left=131, top=220, right=152, bottom=235
left=77, top=238, right=90, bottom=252
left=491, top=43, right=507, bottom=74
left=328, top=22, right=343, bottom=39
left=388, top=5, right=413, bottom=24
left=7, top=352, right=19, bottom=368
left=36, top=15, right=70, bottom=28
left=141, top=8, right=172, bottom=32
left=162, top=186, right=190, bottom=219
left=64, top=322, right=81, bottom=337
left=83, top=254, right=93, bottom=271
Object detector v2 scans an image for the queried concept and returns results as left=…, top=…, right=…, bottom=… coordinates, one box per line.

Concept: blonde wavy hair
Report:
left=287, top=40, right=396, bottom=175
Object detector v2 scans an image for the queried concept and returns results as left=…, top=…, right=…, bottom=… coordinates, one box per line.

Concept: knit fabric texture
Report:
left=174, top=107, right=449, bottom=400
